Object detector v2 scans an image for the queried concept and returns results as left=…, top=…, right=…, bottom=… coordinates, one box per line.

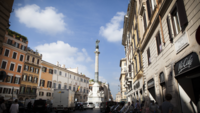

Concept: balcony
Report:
left=18, top=93, right=36, bottom=97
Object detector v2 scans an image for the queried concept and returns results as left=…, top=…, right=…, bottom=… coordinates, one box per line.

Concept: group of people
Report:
left=0, top=99, right=19, bottom=113
left=128, top=93, right=173, bottom=113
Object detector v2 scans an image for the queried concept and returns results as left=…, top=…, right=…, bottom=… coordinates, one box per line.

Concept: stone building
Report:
left=0, top=0, right=14, bottom=54
left=138, top=0, right=200, bottom=113
left=121, top=0, right=145, bottom=104
left=18, top=49, right=42, bottom=101
left=52, top=62, right=90, bottom=102
left=119, top=58, right=127, bottom=101
left=115, top=92, right=121, bottom=102
left=36, top=60, right=54, bottom=100
left=0, top=30, right=28, bottom=100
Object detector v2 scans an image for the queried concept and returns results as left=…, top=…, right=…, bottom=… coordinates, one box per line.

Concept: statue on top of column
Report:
left=96, top=40, right=100, bottom=49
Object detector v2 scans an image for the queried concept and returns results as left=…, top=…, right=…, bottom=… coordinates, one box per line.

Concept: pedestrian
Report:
left=135, top=100, right=140, bottom=113
left=141, top=101, right=145, bottom=110
left=155, top=102, right=161, bottom=113
left=197, top=94, right=200, bottom=113
left=131, top=101, right=134, bottom=108
left=9, top=99, right=19, bottom=113
left=150, top=101, right=157, bottom=113
left=0, top=99, right=6, bottom=113
left=161, top=94, right=173, bottom=113
left=27, top=101, right=32, bottom=109
left=143, top=101, right=150, bottom=113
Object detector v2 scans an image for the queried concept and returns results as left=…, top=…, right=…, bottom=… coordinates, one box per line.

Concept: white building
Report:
left=52, top=62, right=90, bottom=102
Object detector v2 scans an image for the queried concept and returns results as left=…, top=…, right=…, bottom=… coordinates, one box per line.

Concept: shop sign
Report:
left=147, top=79, right=154, bottom=88
left=174, top=52, right=200, bottom=75
left=175, top=32, right=189, bottom=53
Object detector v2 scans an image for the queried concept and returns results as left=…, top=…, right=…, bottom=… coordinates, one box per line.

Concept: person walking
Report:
left=135, top=100, right=141, bottom=113
left=0, top=99, right=6, bottom=113
left=150, top=101, right=157, bottom=113
left=161, top=94, right=173, bottom=113
left=143, top=101, right=150, bottom=113
left=9, top=99, right=19, bottom=113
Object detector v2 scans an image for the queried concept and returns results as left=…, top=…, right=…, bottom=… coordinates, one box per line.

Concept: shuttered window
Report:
left=10, top=63, right=15, bottom=71
left=147, top=48, right=151, bottom=65
left=12, top=52, right=17, bottom=59
left=27, top=55, right=29, bottom=61
left=20, top=55, right=23, bottom=61
left=4, top=49, right=9, bottom=57
left=156, top=32, right=162, bottom=55
left=17, top=65, right=22, bottom=73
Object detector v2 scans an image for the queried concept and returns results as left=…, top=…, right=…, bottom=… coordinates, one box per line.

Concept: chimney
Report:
left=62, top=64, right=65, bottom=68
left=56, top=61, right=59, bottom=66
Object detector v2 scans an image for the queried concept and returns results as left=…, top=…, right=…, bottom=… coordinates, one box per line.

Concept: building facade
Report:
left=121, top=0, right=145, bottom=104
left=138, top=0, right=200, bottom=113
left=0, top=0, right=14, bottom=54
left=119, top=58, right=127, bottom=101
left=37, top=60, right=54, bottom=100
left=116, top=92, right=121, bottom=102
left=0, top=30, right=28, bottom=100
left=18, top=49, right=42, bottom=101
left=52, top=62, right=90, bottom=102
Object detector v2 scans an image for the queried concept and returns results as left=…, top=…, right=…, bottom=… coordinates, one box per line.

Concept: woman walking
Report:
left=10, top=99, right=19, bottom=113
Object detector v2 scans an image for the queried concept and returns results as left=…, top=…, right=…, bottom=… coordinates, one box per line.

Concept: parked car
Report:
left=100, top=101, right=116, bottom=113
left=33, top=99, right=48, bottom=113
left=83, top=102, right=95, bottom=109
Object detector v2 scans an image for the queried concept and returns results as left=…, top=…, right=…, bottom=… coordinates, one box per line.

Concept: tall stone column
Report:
left=94, top=40, right=100, bottom=83
left=94, top=49, right=100, bottom=83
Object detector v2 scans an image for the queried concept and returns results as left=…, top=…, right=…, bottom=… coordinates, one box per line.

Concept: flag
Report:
left=77, top=86, right=80, bottom=92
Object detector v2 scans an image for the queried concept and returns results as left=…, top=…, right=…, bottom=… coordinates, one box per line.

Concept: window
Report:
left=49, top=69, right=53, bottom=74
left=23, top=75, right=27, bottom=81
left=7, top=39, right=12, bottom=45
left=4, top=49, right=9, bottom=57
left=17, top=65, right=22, bottom=73
left=58, top=84, right=61, bottom=89
left=136, top=26, right=140, bottom=44
left=53, top=83, right=56, bottom=88
left=146, top=0, right=156, bottom=19
left=34, top=77, right=37, bottom=83
left=19, top=55, right=23, bottom=61
left=156, top=32, right=162, bottom=55
left=14, top=42, right=19, bottom=48
left=28, top=76, right=32, bottom=82
left=54, top=69, right=57, bottom=74
left=27, top=55, right=29, bottom=61
left=37, top=59, right=39, bottom=64
left=69, top=86, right=71, bottom=90
left=12, top=52, right=17, bottom=59
left=20, top=86, right=25, bottom=94
left=73, top=87, right=75, bottom=91
left=64, top=85, right=67, bottom=89
left=26, top=87, right=31, bottom=94
left=74, top=76, right=75, bottom=79
left=21, top=45, right=25, bottom=50
left=35, top=69, right=39, bottom=74
left=47, top=81, right=52, bottom=88
left=9, top=63, right=15, bottom=71
left=147, top=48, right=151, bottom=65
left=46, top=92, right=51, bottom=97
left=14, top=77, right=20, bottom=84
left=24, top=65, right=29, bottom=71
left=31, top=88, right=36, bottom=94
left=6, top=75, right=12, bottom=82
left=59, top=71, right=62, bottom=75
left=39, top=92, right=44, bottom=96
left=65, top=73, right=67, bottom=77
left=30, top=67, right=34, bottom=72
left=42, top=67, right=47, bottom=72
left=143, top=12, right=147, bottom=31
left=40, top=80, right=45, bottom=87
left=135, top=57, right=138, bottom=73
left=3, top=88, right=11, bottom=94
left=32, top=57, right=35, bottom=63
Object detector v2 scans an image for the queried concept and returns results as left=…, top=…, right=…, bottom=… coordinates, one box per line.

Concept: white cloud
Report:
left=99, top=76, right=107, bottom=83
left=18, top=3, right=22, bottom=6
left=35, top=41, right=93, bottom=78
left=99, top=12, right=125, bottom=42
left=15, top=4, right=71, bottom=35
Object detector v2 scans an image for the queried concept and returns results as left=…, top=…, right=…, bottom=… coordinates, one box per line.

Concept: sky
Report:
left=9, top=0, right=129, bottom=99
